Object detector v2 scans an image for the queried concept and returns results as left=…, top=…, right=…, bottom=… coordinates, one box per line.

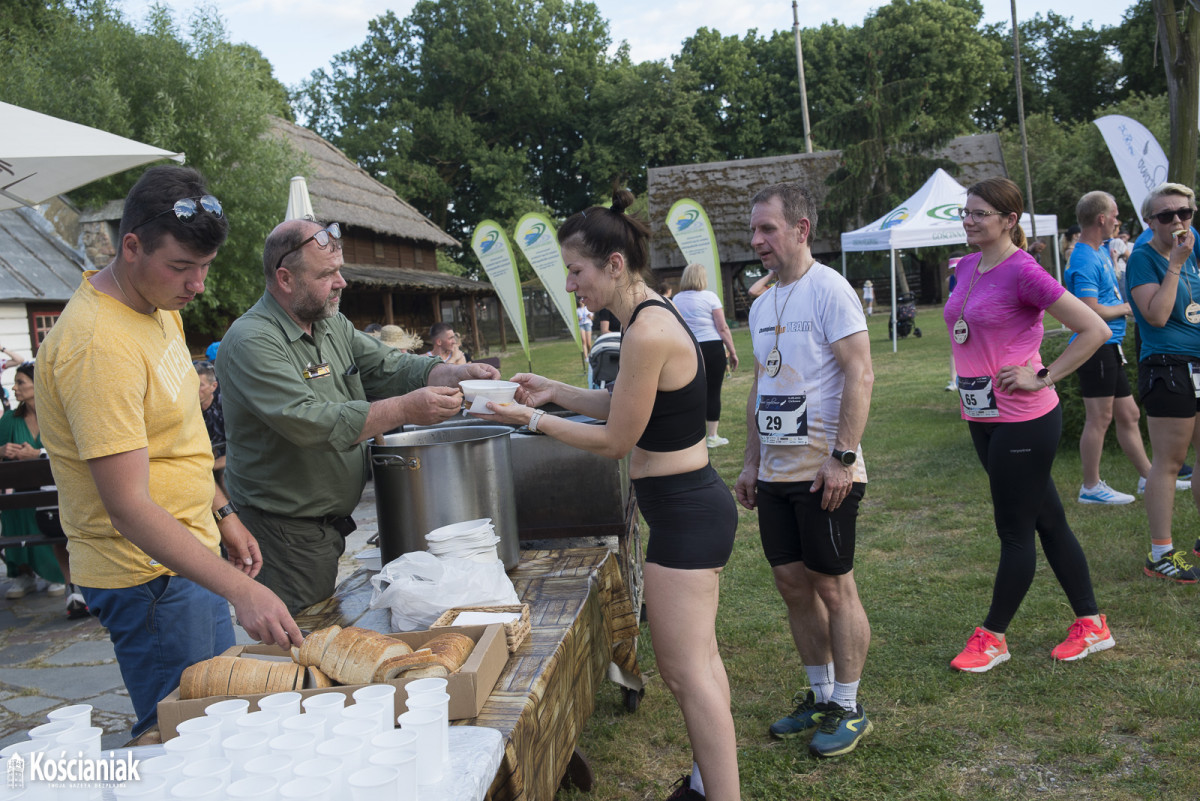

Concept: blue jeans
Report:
left=81, top=575, right=235, bottom=736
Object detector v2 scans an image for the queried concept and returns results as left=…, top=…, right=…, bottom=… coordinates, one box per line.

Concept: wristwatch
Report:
left=527, top=409, right=545, bottom=433
left=831, top=449, right=857, bottom=466
left=213, top=503, right=238, bottom=523
left=1037, top=367, right=1054, bottom=389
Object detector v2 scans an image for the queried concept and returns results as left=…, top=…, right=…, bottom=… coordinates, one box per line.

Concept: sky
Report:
left=117, top=0, right=1125, bottom=89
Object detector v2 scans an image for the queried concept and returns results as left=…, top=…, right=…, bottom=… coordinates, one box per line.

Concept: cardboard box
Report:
left=157, top=624, right=507, bottom=740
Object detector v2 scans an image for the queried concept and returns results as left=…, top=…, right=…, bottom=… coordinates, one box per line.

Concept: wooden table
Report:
left=296, top=547, right=642, bottom=801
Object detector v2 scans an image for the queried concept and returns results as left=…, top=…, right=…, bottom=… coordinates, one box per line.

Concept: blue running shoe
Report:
left=769, top=690, right=826, bottom=739
left=1181, top=463, right=1194, bottom=480
left=809, top=702, right=873, bottom=758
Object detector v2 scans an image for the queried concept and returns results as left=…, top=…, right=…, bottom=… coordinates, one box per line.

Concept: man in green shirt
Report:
left=218, top=219, right=498, bottom=612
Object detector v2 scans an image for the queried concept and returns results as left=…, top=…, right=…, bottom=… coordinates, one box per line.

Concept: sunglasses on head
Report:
left=274, top=223, right=342, bottom=272
left=129, top=195, right=223, bottom=233
left=1150, top=207, right=1194, bottom=225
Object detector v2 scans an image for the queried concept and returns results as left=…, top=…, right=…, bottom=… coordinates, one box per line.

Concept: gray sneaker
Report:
left=769, top=689, right=826, bottom=739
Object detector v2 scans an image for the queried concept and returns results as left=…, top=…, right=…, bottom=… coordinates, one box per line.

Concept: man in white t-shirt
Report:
left=735, top=182, right=875, bottom=759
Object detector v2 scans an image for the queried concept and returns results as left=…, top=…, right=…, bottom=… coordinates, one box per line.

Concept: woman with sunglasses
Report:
left=944, top=177, right=1114, bottom=673
left=1126, top=183, right=1200, bottom=582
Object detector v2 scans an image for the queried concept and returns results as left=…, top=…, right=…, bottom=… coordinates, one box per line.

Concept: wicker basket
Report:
left=431, top=603, right=530, bottom=654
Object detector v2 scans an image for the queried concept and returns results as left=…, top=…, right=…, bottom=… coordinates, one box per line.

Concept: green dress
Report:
left=1, top=413, right=65, bottom=583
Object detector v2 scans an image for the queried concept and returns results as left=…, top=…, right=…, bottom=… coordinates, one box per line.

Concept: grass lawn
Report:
left=513, top=304, right=1200, bottom=801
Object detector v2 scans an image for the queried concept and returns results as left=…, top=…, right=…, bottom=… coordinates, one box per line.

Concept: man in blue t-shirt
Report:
left=1066, top=191, right=1174, bottom=505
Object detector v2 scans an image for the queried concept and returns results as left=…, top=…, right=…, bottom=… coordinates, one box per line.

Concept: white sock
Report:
left=831, top=679, right=860, bottom=713
left=690, top=762, right=705, bottom=797
left=1151, top=542, right=1174, bottom=560
left=805, top=662, right=835, bottom=704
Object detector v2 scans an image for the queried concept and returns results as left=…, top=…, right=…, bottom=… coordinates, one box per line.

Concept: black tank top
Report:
left=622, top=299, right=707, bottom=452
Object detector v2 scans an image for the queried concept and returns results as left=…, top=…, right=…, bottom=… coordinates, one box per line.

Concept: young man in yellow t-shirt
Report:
left=36, top=166, right=302, bottom=739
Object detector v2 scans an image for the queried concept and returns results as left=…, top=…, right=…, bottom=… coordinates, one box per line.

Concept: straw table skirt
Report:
left=297, top=547, right=641, bottom=801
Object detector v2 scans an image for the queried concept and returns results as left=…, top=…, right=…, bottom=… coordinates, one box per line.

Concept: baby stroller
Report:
left=888, top=293, right=921, bottom=340
left=589, top=332, right=622, bottom=389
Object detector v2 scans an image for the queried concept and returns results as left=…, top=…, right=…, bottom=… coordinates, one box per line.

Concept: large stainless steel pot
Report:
left=370, top=425, right=519, bottom=569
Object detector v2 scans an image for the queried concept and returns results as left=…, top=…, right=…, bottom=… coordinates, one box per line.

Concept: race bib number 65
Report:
left=756, top=394, right=808, bottom=445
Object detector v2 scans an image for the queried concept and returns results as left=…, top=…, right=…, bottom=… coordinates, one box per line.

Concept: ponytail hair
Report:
left=967, top=177, right=1026, bottom=250
left=558, top=186, right=650, bottom=276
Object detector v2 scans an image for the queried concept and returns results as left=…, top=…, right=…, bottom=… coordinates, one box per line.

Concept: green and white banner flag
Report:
left=666, top=198, right=723, bottom=304
left=514, top=213, right=581, bottom=351
left=471, top=220, right=530, bottom=361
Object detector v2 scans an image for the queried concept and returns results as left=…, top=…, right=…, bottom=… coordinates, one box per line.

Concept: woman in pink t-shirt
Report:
left=943, top=177, right=1114, bottom=673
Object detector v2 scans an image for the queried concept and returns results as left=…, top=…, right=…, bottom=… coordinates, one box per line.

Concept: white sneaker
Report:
left=706, top=435, right=729, bottom=448
left=5, top=573, right=38, bottom=599
left=945, top=381, right=957, bottom=392
left=45, top=582, right=66, bottom=597
left=1137, top=476, right=1192, bottom=494
left=1078, top=480, right=1135, bottom=505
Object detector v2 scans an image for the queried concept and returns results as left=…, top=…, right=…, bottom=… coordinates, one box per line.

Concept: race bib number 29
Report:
left=757, top=394, right=808, bottom=445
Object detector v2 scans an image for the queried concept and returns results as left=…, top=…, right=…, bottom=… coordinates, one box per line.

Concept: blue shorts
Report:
left=81, top=575, right=234, bottom=736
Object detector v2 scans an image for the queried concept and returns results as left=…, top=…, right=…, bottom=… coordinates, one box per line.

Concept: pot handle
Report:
left=371, top=454, right=422, bottom=470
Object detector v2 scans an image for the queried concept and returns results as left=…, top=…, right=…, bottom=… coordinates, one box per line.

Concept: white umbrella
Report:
left=284, top=175, right=315, bottom=220
left=0, top=101, right=184, bottom=211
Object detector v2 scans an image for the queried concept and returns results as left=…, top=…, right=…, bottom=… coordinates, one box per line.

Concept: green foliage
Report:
left=1040, top=327, right=1141, bottom=450
left=1118, top=0, right=1168, bottom=97
left=0, top=0, right=303, bottom=337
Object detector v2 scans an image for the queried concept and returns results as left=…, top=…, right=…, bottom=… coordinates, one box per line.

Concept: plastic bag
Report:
left=368, top=550, right=518, bottom=631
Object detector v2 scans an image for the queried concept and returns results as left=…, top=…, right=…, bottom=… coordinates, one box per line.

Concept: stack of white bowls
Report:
left=426, top=518, right=501, bottom=562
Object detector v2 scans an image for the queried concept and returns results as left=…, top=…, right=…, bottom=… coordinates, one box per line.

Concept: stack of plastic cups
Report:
left=221, top=731, right=269, bottom=782
left=46, top=704, right=93, bottom=732
left=347, top=765, right=402, bottom=801
left=368, top=729, right=419, bottom=800
left=351, top=684, right=397, bottom=734
left=256, top=691, right=301, bottom=721
left=300, top=692, right=345, bottom=738
left=176, top=715, right=224, bottom=758
left=397, top=708, right=444, bottom=786
left=405, top=690, right=450, bottom=771
left=227, top=775, right=280, bottom=801
left=204, top=698, right=249, bottom=744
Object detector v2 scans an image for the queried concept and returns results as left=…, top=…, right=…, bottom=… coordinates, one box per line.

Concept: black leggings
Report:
left=698, top=339, right=727, bottom=423
left=967, top=403, right=1099, bottom=633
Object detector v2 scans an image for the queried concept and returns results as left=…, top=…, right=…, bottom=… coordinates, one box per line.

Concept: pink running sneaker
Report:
left=1050, top=614, right=1115, bottom=662
left=950, top=627, right=1010, bottom=673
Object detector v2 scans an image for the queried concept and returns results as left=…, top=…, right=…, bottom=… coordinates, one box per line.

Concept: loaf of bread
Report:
left=204, top=656, right=239, bottom=697
left=295, top=625, right=342, bottom=667
left=319, top=626, right=415, bottom=685
left=227, top=658, right=272, bottom=695
left=304, top=666, right=334, bottom=689
left=423, top=633, right=475, bottom=672
left=372, top=649, right=445, bottom=681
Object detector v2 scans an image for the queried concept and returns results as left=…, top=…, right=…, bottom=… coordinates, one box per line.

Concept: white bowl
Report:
left=426, top=519, right=492, bottom=543
left=459, top=380, right=519, bottom=409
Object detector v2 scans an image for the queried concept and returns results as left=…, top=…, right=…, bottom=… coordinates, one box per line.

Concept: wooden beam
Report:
left=468, top=294, right=483, bottom=356
left=383, top=291, right=394, bottom=325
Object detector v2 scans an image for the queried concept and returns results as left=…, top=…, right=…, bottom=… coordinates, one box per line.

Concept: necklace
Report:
left=766, top=278, right=800, bottom=377
left=953, top=245, right=1014, bottom=344
left=109, top=265, right=165, bottom=334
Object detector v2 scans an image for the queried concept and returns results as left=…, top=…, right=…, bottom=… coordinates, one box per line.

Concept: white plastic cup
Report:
left=348, top=765, right=401, bottom=800
left=138, top=753, right=188, bottom=788
left=162, top=733, right=213, bottom=763
left=331, top=717, right=377, bottom=744
left=181, top=756, right=232, bottom=787
left=46, top=703, right=92, bottom=731
left=175, top=715, right=224, bottom=759
left=169, top=776, right=225, bottom=800
left=236, top=710, right=282, bottom=741
left=1, top=738, right=50, bottom=760
left=367, top=748, right=418, bottom=800
left=352, top=684, right=397, bottom=733
left=280, top=712, right=325, bottom=739
left=280, top=775, right=332, bottom=801
left=404, top=691, right=449, bottom=767
left=227, top=775, right=280, bottom=800
left=244, top=753, right=294, bottom=784
left=268, top=730, right=319, bottom=763
left=300, top=692, right=346, bottom=738
left=293, top=755, right=342, bottom=788
left=113, top=774, right=169, bottom=800
left=55, top=725, right=102, bottom=759
left=403, top=677, right=447, bottom=697
left=256, top=691, right=301, bottom=720
left=221, top=731, right=270, bottom=781
left=397, top=708, right=444, bottom=785
left=369, top=727, right=418, bottom=757
left=315, top=736, right=366, bottom=777
left=27, top=720, right=75, bottom=743
left=204, top=698, right=250, bottom=742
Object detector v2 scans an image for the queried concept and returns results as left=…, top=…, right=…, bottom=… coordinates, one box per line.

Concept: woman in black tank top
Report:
left=478, top=189, right=740, bottom=800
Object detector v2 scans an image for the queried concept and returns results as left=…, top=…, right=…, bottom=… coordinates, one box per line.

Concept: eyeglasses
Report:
left=130, top=195, right=223, bottom=232
left=955, top=207, right=1009, bottom=223
left=192, top=360, right=213, bottom=369
left=274, top=223, right=342, bottom=272
left=1149, top=207, right=1195, bottom=225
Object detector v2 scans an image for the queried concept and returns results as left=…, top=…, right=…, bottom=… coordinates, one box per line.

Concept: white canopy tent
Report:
left=839, top=169, right=1059, bottom=352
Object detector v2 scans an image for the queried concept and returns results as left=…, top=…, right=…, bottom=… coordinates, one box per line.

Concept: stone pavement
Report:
left=0, top=481, right=380, bottom=751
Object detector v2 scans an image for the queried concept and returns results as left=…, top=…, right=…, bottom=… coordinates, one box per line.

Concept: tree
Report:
left=1152, top=0, right=1200, bottom=186
left=0, top=1, right=303, bottom=336
left=1117, top=0, right=1169, bottom=97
